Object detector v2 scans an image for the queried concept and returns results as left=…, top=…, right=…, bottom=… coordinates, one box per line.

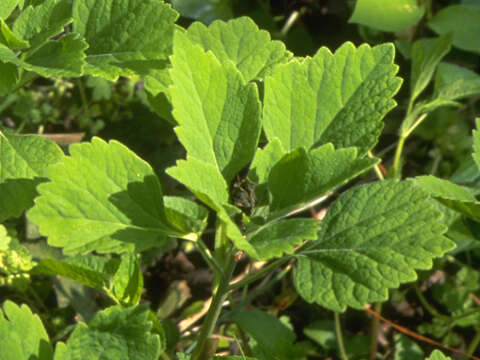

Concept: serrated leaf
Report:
left=434, top=62, right=480, bottom=101
left=246, top=218, right=318, bottom=260
left=185, top=17, right=291, bottom=82
left=31, top=255, right=119, bottom=290
left=0, top=34, right=87, bottom=77
left=0, top=300, right=53, bottom=360
left=170, top=31, right=262, bottom=184
left=229, top=310, right=296, bottom=360
left=58, top=305, right=160, bottom=360
left=410, top=35, right=452, bottom=105
left=413, top=175, right=480, bottom=221
left=28, top=137, right=184, bottom=255
left=294, top=180, right=455, bottom=312
left=171, top=0, right=233, bottom=24
left=349, top=0, right=424, bottom=32
left=0, top=20, right=29, bottom=49
left=164, top=196, right=208, bottom=240
left=0, top=0, right=18, bottom=19
left=425, top=350, right=451, bottom=360
left=13, top=0, right=71, bottom=48
left=72, top=0, right=178, bottom=80
left=429, top=5, right=480, bottom=54
left=0, top=131, right=64, bottom=222
left=263, top=42, right=401, bottom=154
left=268, top=144, right=378, bottom=218
left=473, top=118, right=480, bottom=171
left=112, top=252, right=143, bottom=306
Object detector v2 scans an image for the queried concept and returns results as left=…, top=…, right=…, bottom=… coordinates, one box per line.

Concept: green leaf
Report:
left=0, top=0, right=18, bottom=19
left=268, top=144, right=378, bottom=218
left=349, top=0, right=425, bottom=32
left=185, top=17, right=292, bottom=82
left=0, top=225, right=10, bottom=251
left=171, top=0, right=233, bottom=24
left=0, top=300, right=53, bottom=360
left=294, top=180, right=455, bottom=312
left=31, top=255, right=119, bottom=290
left=13, top=0, right=72, bottom=47
left=263, top=42, right=402, bottom=154
left=0, top=20, right=29, bottom=49
left=248, top=139, right=286, bottom=206
left=112, top=252, right=143, bottom=306
left=410, top=35, right=452, bottom=105
left=0, top=34, right=87, bottom=77
left=434, top=62, right=480, bottom=101
left=57, top=305, right=160, bottom=360
left=413, top=175, right=480, bottom=221
left=425, top=350, right=451, bottom=360
left=28, top=137, right=183, bottom=255
left=0, top=131, right=64, bottom=222
left=164, top=196, right=208, bottom=241
left=246, top=218, right=319, bottom=260
left=0, top=61, right=18, bottom=96
left=72, top=0, right=178, bottom=80
left=170, top=31, right=262, bottom=184
left=474, top=118, right=480, bottom=171
left=229, top=310, right=296, bottom=360
left=429, top=5, right=480, bottom=54
left=394, top=334, right=424, bottom=360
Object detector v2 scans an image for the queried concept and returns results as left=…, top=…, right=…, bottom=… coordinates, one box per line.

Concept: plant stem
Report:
left=197, top=239, right=224, bottom=277
left=391, top=135, right=406, bottom=179
left=334, top=312, right=349, bottom=360
left=369, top=302, right=382, bottom=360
left=413, top=284, right=451, bottom=322
left=468, top=325, right=480, bottom=357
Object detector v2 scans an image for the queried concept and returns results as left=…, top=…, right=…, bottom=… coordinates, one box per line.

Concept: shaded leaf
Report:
left=294, top=180, right=455, bottom=312
left=171, top=0, right=233, bottom=25
left=434, top=62, right=480, bottom=101
left=112, top=252, right=143, bottom=306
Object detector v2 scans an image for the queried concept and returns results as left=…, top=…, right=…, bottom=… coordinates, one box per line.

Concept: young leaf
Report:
left=0, top=20, right=29, bottom=49
left=28, top=137, right=183, bottom=255
left=185, top=17, right=292, bottom=81
left=164, top=196, right=209, bottom=240
left=229, top=310, right=297, bottom=360
left=72, top=0, right=178, bottom=80
left=434, top=62, right=480, bottom=101
left=0, top=131, right=64, bottom=222
left=0, top=34, right=87, bottom=77
left=263, top=42, right=402, bottom=154
left=429, top=5, right=480, bottom=54
left=425, top=350, right=451, bottom=360
left=294, top=180, right=455, bottom=312
left=0, top=0, right=18, bottom=19
left=12, top=0, right=72, bottom=48
left=413, top=175, right=480, bottom=221
left=169, top=31, right=262, bottom=184
left=473, top=119, right=480, bottom=172
left=410, top=35, right=452, bottom=105
left=112, top=252, right=143, bottom=306
left=349, top=0, right=425, bottom=33
left=0, top=300, right=53, bottom=360
left=57, top=305, right=161, bottom=360
left=246, top=218, right=319, bottom=260
left=31, top=255, right=119, bottom=290
left=268, top=144, right=378, bottom=218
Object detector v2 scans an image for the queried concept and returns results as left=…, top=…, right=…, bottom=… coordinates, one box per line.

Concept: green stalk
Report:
left=467, top=325, right=480, bottom=357
left=369, top=302, right=382, bottom=360
left=391, top=135, right=406, bottom=179
left=334, top=312, right=349, bottom=360
left=413, top=284, right=451, bottom=322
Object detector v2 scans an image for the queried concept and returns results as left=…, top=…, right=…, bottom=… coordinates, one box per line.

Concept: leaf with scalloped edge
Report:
left=72, top=0, right=178, bottom=80
left=268, top=144, right=378, bottom=219
left=184, top=17, right=291, bottom=82
left=0, top=301, right=53, bottom=360
left=170, top=30, right=262, bottom=184
left=263, top=42, right=402, bottom=154
left=0, top=131, right=64, bottom=222
left=425, top=350, right=451, bottom=360
left=27, top=137, right=185, bottom=255
left=294, top=180, right=455, bottom=312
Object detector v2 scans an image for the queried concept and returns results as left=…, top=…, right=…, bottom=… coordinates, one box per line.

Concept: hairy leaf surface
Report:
left=73, top=0, right=178, bottom=80
left=170, top=31, right=261, bottom=184
left=263, top=42, right=401, bottom=154
left=0, top=301, right=53, bottom=360
left=28, top=137, right=182, bottom=255
left=294, top=180, right=455, bottom=312
left=0, top=131, right=64, bottom=222
left=185, top=17, right=291, bottom=82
